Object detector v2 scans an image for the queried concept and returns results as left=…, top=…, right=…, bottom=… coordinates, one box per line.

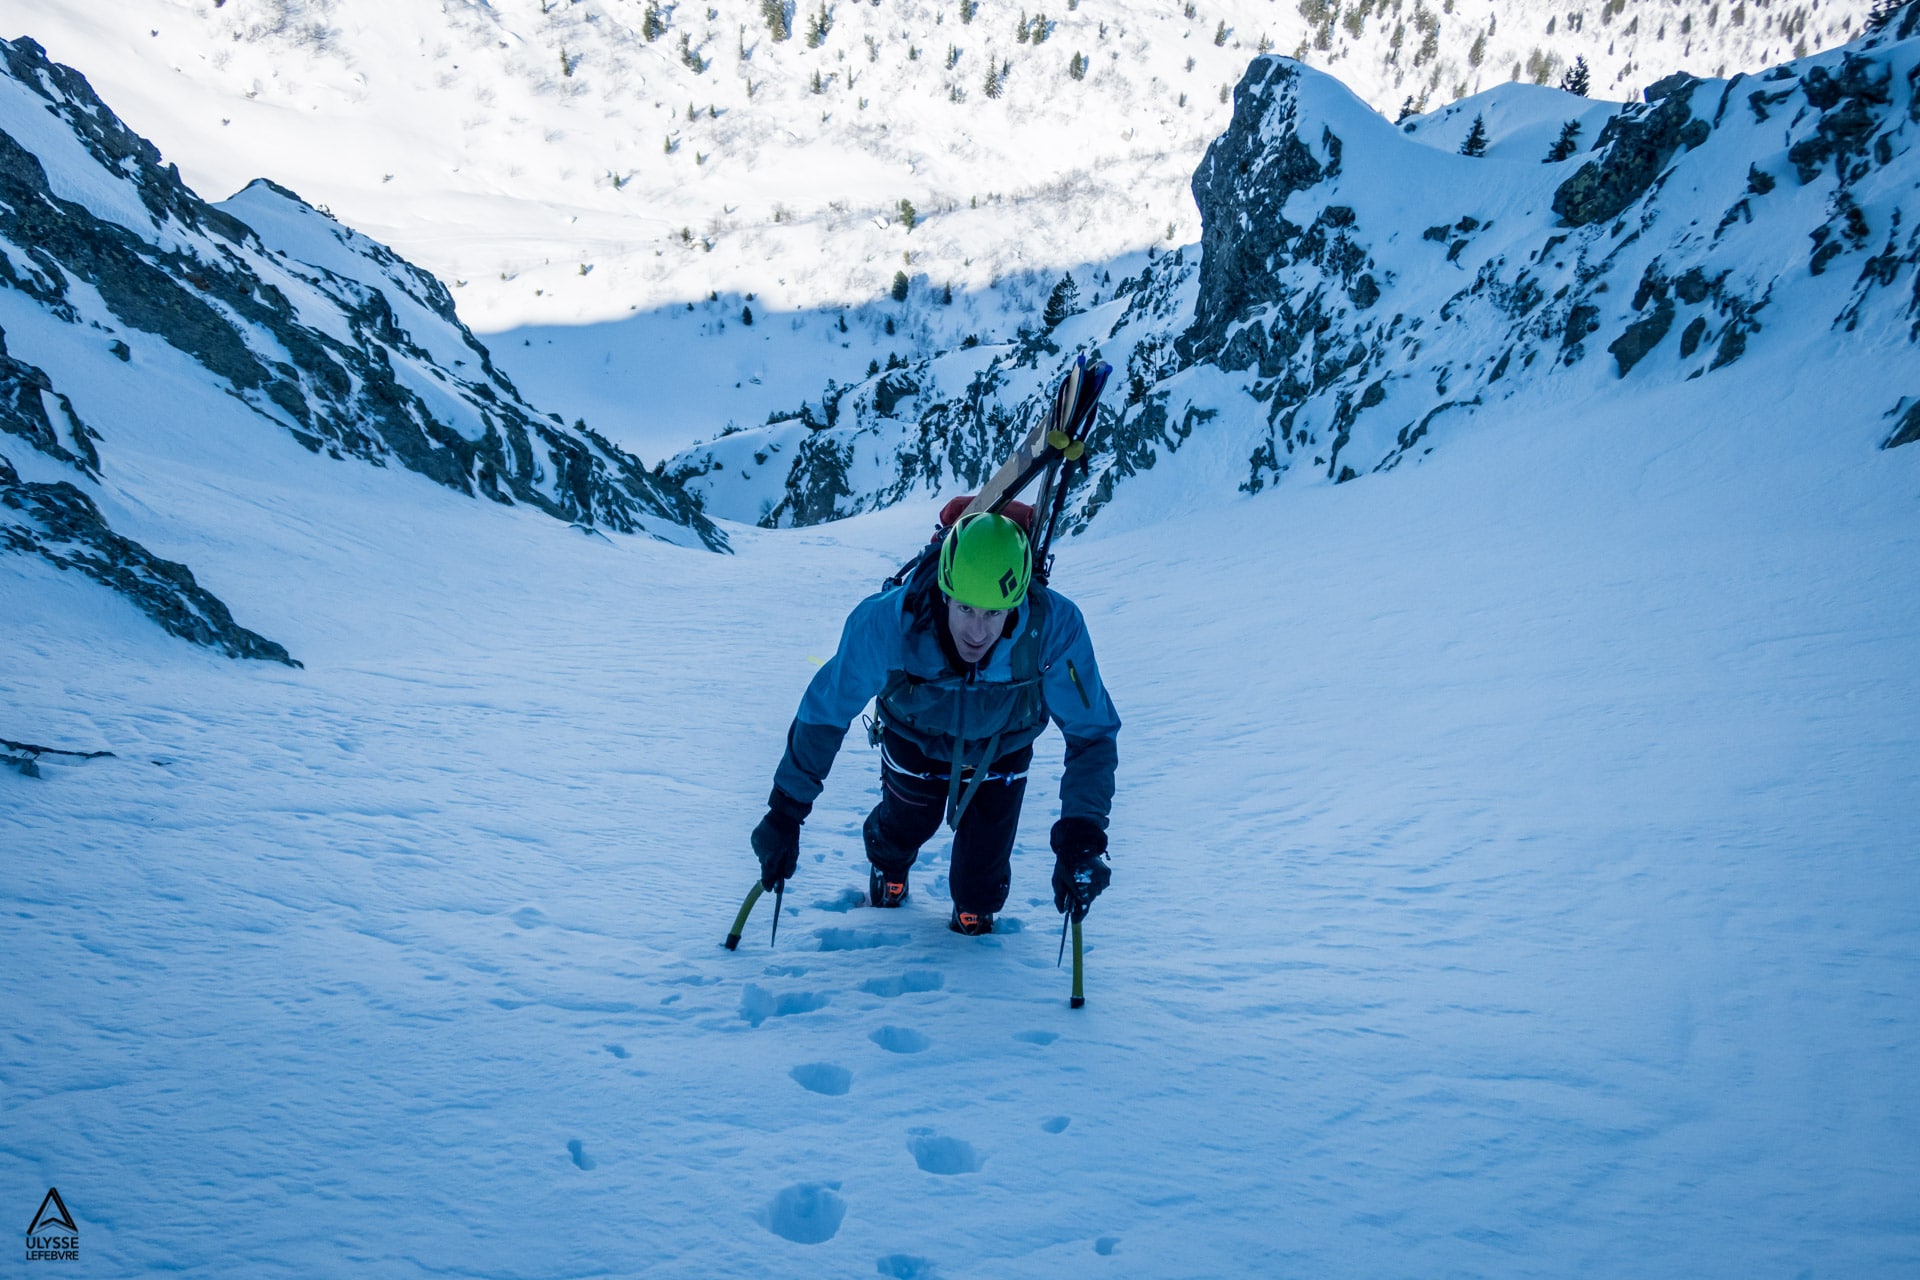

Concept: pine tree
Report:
left=643, top=0, right=667, bottom=41
left=1068, top=50, right=1087, bottom=79
left=762, top=0, right=791, bottom=43
left=1544, top=118, right=1582, bottom=162
left=1043, top=272, right=1079, bottom=328
left=680, top=33, right=706, bottom=73
left=1559, top=56, right=1591, bottom=96
left=984, top=60, right=1004, bottom=98
left=891, top=270, right=910, bottom=302
left=742, top=305, right=755, bottom=326
left=806, top=2, right=833, bottom=48
left=1214, top=19, right=1229, bottom=45
left=960, top=0, right=976, bottom=23
left=898, top=198, right=917, bottom=231
left=1459, top=113, right=1489, bottom=157
left=1396, top=94, right=1417, bottom=122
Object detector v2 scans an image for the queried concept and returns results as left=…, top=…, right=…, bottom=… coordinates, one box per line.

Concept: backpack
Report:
left=883, top=494, right=1037, bottom=591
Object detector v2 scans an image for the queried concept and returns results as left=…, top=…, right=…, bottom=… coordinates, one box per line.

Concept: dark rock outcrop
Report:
left=1185, top=59, right=1333, bottom=365
left=1, top=453, right=298, bottom=664
left=1, top=328, right=100, bottom=476
left=1553, top=79, right=1707, bottom=227
left=1884, top=398, right=1920, bottom=450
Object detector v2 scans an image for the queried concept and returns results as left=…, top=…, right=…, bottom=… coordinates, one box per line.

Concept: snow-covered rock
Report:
left=676, top=9, right=1920, bottom=527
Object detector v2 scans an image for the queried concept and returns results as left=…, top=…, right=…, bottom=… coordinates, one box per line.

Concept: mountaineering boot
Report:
left=869, top=864, right=910, bottom=908
left=948, top=906, right=994, bottom=936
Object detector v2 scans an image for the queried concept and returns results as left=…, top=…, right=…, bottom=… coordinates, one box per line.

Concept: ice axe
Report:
left=1056, top=911, right=1087, bottom=1008
left=724, top=880, right=784, bottom=950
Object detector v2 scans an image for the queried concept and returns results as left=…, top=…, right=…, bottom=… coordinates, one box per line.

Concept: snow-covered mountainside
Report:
left=673, top=9, right=1920, bottom=528
left=1, top=35, right=721, bottom=660
left=7, top=0, right=1877, bottom=345
left=5, top=9, right=1918, bottom=1277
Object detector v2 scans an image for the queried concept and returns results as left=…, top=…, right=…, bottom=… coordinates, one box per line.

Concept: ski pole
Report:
left=1070, top=917, right=1085, bottom=1008
left=724, top=881, right=765, bottom=951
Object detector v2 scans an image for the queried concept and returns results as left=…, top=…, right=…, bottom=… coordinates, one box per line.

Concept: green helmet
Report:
left=938, top=512, right=1032, bottom=610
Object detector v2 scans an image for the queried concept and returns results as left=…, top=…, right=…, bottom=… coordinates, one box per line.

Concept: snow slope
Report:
left=5, top=304, right=1917, bottom=1273
left=4, top=5, right=1918, bottom=1275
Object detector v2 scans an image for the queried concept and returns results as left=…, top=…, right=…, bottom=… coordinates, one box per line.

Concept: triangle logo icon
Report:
left=26, top=1187, right=76, bottom=1235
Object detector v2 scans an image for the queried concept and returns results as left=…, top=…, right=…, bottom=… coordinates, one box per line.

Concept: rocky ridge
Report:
left=0, top=36, right=722, bottom=661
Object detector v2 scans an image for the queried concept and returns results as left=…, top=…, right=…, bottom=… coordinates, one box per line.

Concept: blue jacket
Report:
left=773, top=578, right=1121, bottom=827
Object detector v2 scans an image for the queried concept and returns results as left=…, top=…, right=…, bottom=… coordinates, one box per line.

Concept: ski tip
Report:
left=1070, top=996, right=1086, bottom=1009
left=1085, top=362, right=1113, bottom=401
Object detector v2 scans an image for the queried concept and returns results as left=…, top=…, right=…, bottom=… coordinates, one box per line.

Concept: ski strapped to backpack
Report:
left=884, top=352, right=1113, bottom=591
left=963, top=352, right=1112, bottom=529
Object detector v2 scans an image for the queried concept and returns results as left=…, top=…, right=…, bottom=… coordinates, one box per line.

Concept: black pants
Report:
left=864, top=729, right=1033, bottom=915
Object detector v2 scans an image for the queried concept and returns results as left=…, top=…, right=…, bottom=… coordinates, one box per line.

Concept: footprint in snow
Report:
left=567, top=1139, right=595, bottom=1171
left=510, top=906, right=546, bottom=929
left=1013, top=1030, right=1058, bottom=1046
left=1096, top=1237, right=1121, bottom=1255
left=759, top=1181, right=846, bottom=1244
left=790, top=1062, right=853, bottom=1096
left=860, top=969, right=944, bottom=998
left=812, top=888, right=867, bottom=913
left=877, top=1255, right=937, bottom=1279
left=739, top=983, right=830, bottom=1027
left=907, top=1134, right=982, bottom=1175
left=1041, top=1116, right=1070, bottom=1134
left=869, top=1025, right=930, bottom=1054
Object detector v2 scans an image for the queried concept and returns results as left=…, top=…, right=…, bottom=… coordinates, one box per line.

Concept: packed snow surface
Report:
left=6, top=336, right=1917, bottom=1273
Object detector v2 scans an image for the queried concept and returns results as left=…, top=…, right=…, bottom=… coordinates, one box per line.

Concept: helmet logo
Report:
left=999, top=569, right=1019, bottom=599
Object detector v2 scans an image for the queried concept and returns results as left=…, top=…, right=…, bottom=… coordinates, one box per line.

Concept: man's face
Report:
left=945, top=596, right=1010, bottom=665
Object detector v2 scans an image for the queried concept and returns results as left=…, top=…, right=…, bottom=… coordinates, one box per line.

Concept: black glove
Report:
left=751, top=789, right=811, bottom=890
left=1050, top=817, right=1111, bottom=920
